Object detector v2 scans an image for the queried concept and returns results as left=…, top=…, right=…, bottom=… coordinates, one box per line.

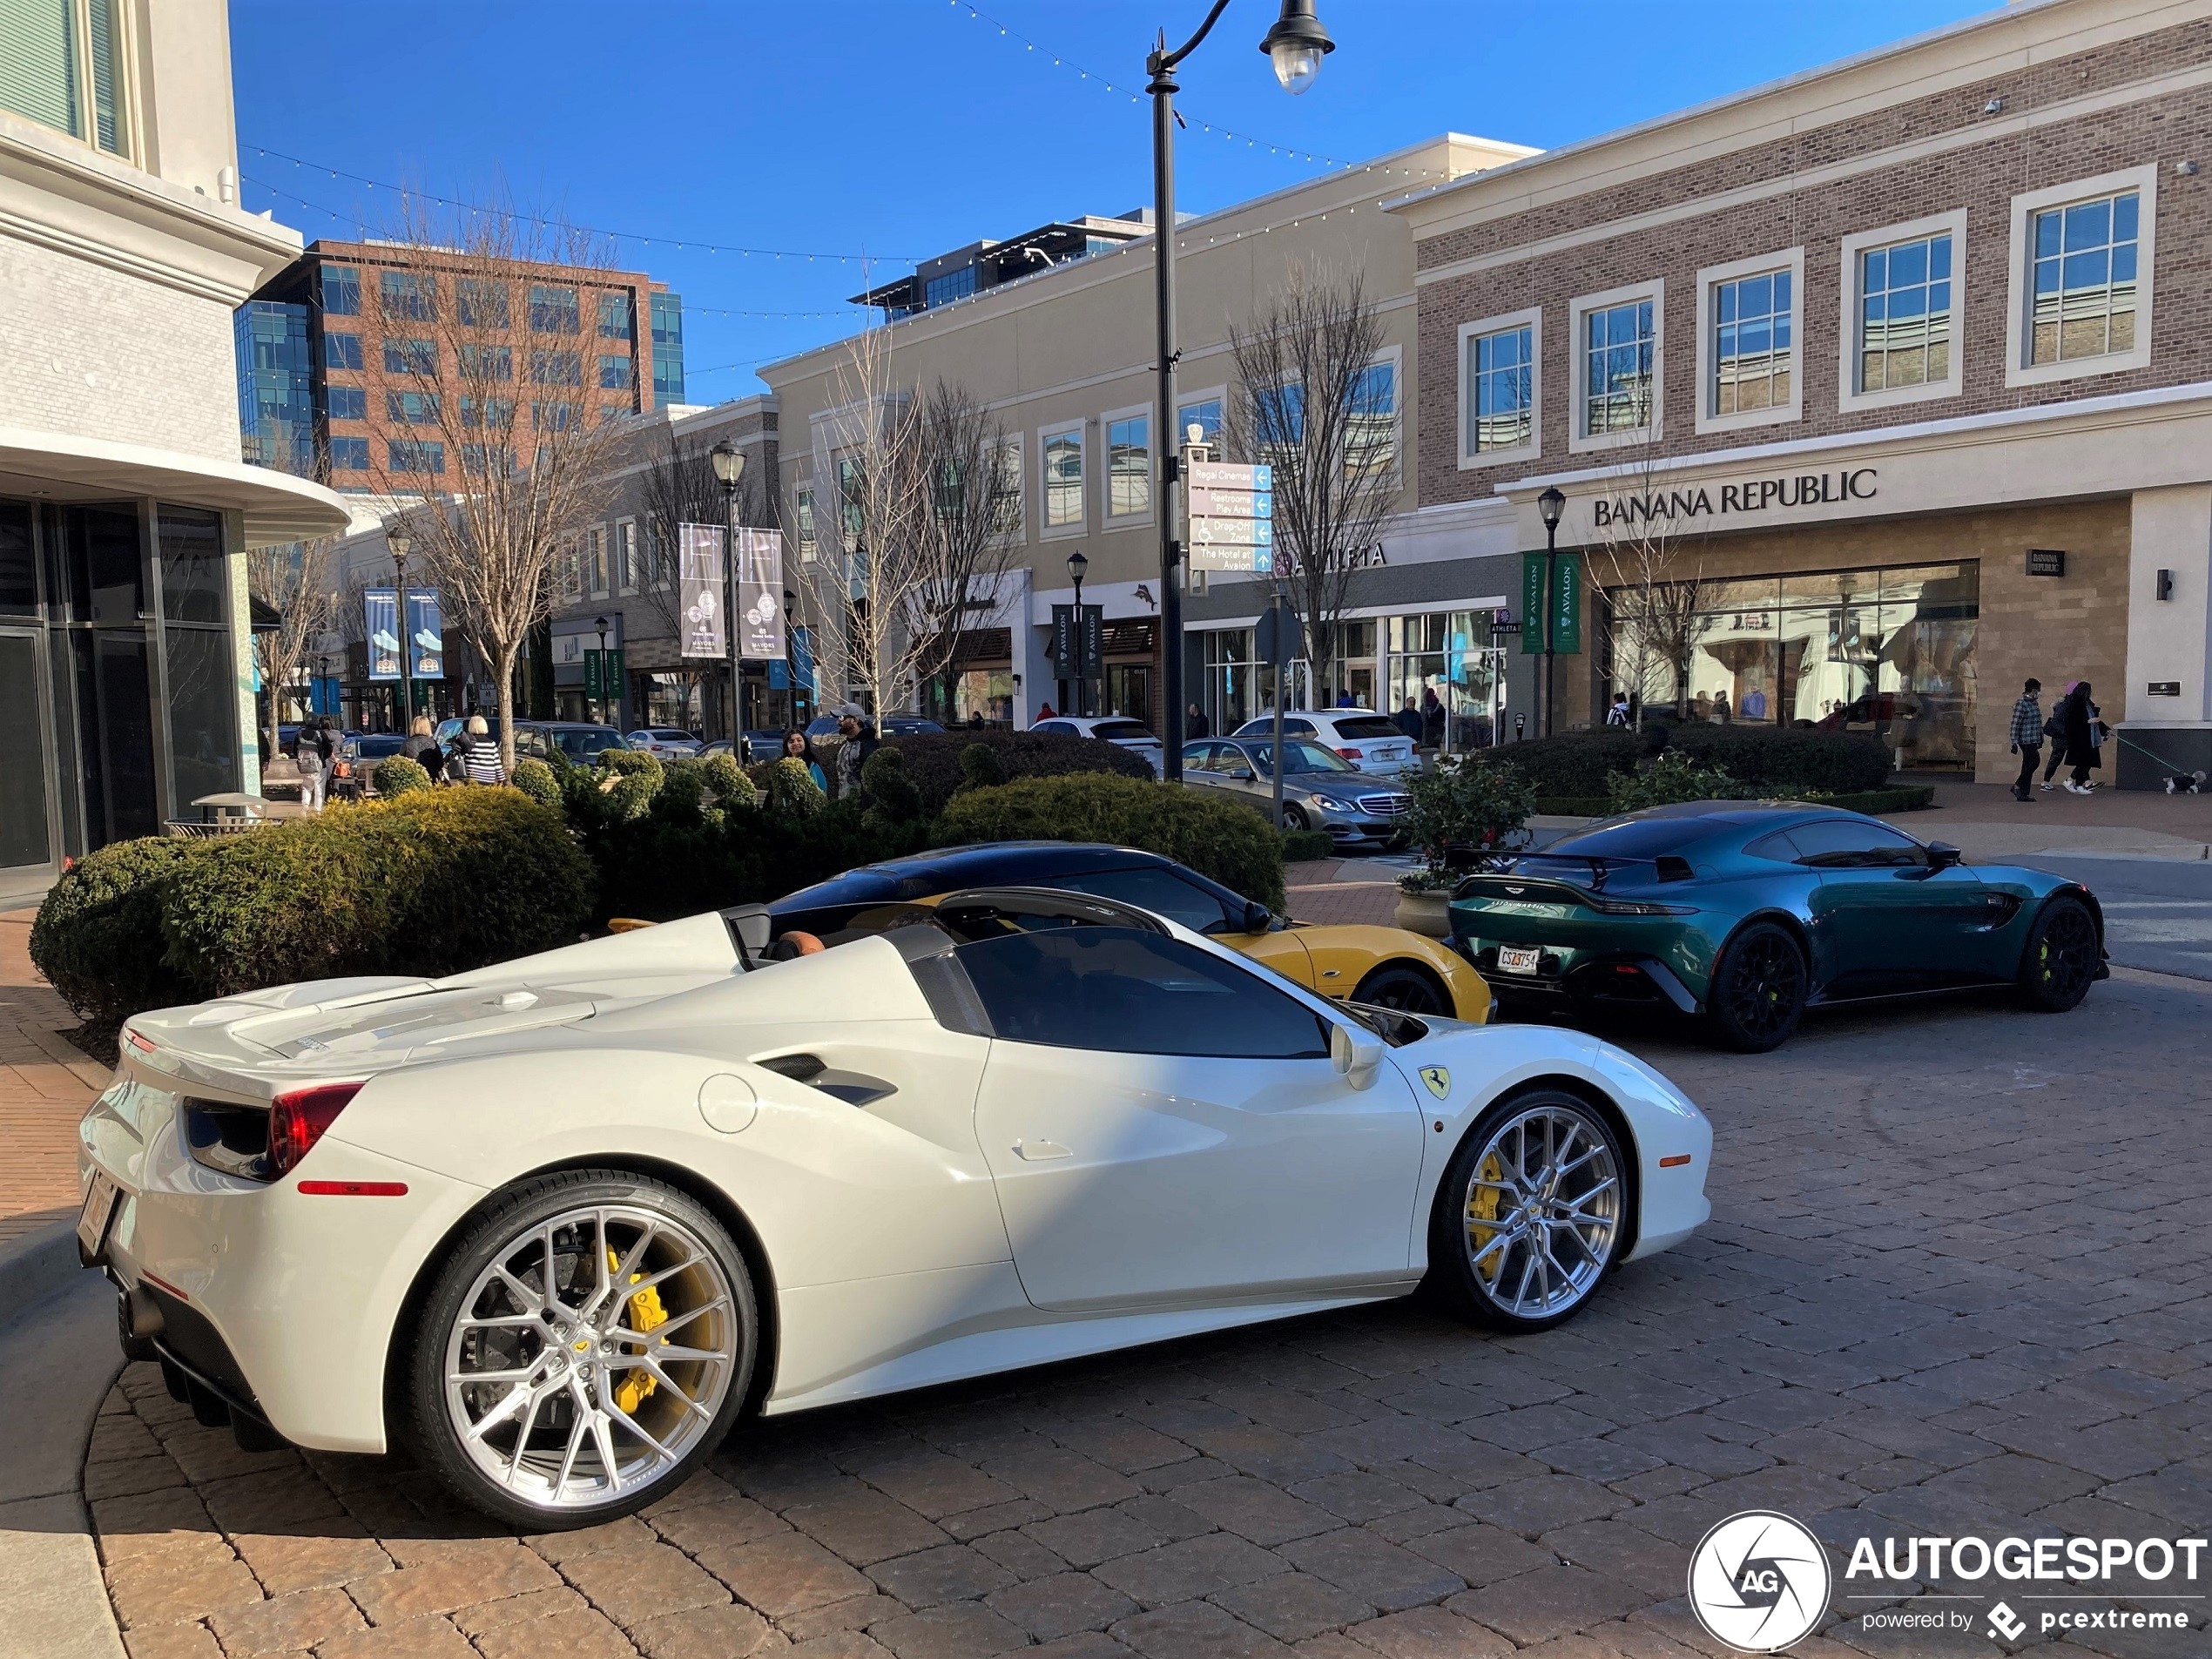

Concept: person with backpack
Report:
left=292, top=717, right=333, bottom=813
left=2007, top=678, right=2045, bottom=803
left=2040, top=682, right=2077, bottom=789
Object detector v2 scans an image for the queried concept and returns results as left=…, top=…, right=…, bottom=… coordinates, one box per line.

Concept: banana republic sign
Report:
left=1588, top=466, right=1878, bottom=529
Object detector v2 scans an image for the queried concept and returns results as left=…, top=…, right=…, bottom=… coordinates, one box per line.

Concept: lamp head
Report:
left=596, top=616, right=609, bottom=633
left=388, top=529, right=411, bottom=562
left=710, top=439, right=745, bottom=490
left=1537, top=486, right=1567, bottom=530
left=1066, top=550, right=1089, bottom=586
left=1260, top=0, right=1332, bottom=94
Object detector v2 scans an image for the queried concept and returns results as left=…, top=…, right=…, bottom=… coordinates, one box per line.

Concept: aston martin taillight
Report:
left=267, top=1082, right=363, bottom=1177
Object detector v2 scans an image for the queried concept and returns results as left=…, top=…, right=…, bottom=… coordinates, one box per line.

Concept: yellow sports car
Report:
left=765, top=841, right=1493, bottom=1024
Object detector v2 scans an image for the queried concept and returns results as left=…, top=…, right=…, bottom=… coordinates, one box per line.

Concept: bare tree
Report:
left=1227, top=265, right=1399, bottom=701
left=907, top=382, right=1022, bottom=718
left=1588, top=397, right=1716, bottom=725
left=361, top=194, right=631, bottom=775
left=635, top=426, right=770, bottom=731
left=246, top=536, right=338, bottom=740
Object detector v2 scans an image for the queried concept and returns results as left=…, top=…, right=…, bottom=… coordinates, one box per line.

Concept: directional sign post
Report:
left=1186, top=462, right=1273, bottom=574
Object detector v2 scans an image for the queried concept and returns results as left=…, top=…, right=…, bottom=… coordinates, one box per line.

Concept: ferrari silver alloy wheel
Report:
left=1461, top=1103, right=1620, bottom=1320
left=443, top=1204, right=738, bottom=1511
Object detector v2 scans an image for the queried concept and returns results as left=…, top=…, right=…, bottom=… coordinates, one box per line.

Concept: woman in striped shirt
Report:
left=460, top=715, right=506, bottom=785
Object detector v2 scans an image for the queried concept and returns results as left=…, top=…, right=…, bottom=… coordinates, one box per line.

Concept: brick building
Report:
left=1389, top=0, right=2212, bottom=783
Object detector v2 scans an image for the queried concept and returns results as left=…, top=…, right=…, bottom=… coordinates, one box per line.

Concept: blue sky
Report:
left=229, top=1, right=1992, bottom=399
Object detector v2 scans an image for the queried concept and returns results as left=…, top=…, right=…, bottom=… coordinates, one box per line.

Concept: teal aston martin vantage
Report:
left=1448, top=801, right=2107, bottom=1051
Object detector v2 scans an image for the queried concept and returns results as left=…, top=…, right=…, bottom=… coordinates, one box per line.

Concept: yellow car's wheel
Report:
left=1352, top=962, right=1449, bottom=1017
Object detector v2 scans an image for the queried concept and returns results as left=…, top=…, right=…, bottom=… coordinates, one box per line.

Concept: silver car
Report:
left=1179, top=736, right=1412, bottom=848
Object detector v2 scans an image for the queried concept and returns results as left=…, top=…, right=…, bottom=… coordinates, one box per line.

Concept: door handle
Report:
left=1012, top=1139, right=1072, bottom=1161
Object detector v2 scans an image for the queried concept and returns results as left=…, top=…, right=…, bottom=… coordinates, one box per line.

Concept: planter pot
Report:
left=1394, top=890, right=1451, bottom=938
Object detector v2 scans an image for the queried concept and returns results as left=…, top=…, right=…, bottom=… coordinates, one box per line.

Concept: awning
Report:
left=0, top=425, right=356, bottom=546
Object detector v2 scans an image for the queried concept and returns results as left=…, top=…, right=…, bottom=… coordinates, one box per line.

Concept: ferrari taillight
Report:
left=268, top=1082, right=363, bottom=1177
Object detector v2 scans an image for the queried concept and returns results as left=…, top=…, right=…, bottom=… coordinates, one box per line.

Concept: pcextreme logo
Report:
left=1688, top=1511, right=1832, bottom=1652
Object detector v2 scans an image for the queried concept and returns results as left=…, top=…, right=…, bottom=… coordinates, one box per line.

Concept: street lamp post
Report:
left=1536, top=485, right=1566, bottom=739
left=1147, top=0, right=1332, bottom=782
left=388, top=527, right=412, bottom=733
left=594, top=616, right=610, bottom=727
left=710, top=439, right=746, bottom=743
left=782, top=589, right=797, bottom=726
left=1066, top=550, right=1089, bottom=718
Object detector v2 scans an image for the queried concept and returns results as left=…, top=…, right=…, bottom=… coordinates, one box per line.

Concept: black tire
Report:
left=407, top=1169, right=757, bottom=1529
left=1704, top=921, right=1808, bottom=1052
left=2015, top=894, right=2100, bottom=1012
left=1352, top=961, right=1449, bottom=1016
left=1280, top=803, right=1311, bottom=833
left=1427, top=1088, right=1628, bottom=1333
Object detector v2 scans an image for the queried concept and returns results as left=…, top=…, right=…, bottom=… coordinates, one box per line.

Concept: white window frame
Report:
left=992, top=437, right=1025, bottom=541
left=1694, top=248, right=1804, bottom=435
left=1344, top=344, right=1404, bottom=492
left=1175, top=384, right=1228, bottom=454
left=615, top=517, right=638, bottom=595
left=1102, top=402, right=1154, bottom=525
left=2006, top=164, right=2157, bottom=389
left=1040, top=420, right=1086, bottom=538
left=1838, top=210, right=1967, bottom=414
left=1456, top=307, right=1542, bottom=469
left=1568, top=280, right=1665, bottom=455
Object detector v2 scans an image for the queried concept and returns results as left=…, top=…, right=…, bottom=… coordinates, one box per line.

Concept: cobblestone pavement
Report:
left=84, top=968, right=2212, bottom=1659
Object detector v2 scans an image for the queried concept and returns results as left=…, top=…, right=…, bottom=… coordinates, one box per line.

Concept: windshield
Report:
left=1248, top=738, right=1357, bottom=776
left=552, top=729, right=624, bottom=759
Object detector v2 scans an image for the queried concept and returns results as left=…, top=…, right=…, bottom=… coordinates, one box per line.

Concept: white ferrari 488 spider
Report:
left=78, top=886, right=1711, bottom=1527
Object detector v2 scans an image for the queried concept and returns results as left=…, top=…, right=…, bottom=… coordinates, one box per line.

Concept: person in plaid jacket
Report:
left=2008, top=678, right=2044, bottom=802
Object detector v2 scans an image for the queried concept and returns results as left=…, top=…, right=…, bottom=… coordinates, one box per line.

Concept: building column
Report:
left=2121, top=486, right=2212, bottom=782
left=226, top=511, right=261, bottom=795
left=1011, top=569, right=1052, bottom=726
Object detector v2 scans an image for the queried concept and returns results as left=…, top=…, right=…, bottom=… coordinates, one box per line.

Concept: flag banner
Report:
left=364, top=589, right=401, bottom=680
left=678, top=524, right=725, bottom=658
left=735, top=527, right=785, bottom=662
left=406, top=590, right=443, bottom=678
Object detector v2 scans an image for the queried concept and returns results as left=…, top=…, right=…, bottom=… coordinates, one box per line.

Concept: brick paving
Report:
left=84, top=967, right=2212, bottom=1657
left=1284, top=861, right=1399, bottom=931
left=0, top=910, right=106, bottom=1247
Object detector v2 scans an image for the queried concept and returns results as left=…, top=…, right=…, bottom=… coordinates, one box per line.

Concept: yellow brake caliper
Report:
left=606, top=1247, right=668, bottom=1416
left=1466, top=1152, right=1506, bottom=1285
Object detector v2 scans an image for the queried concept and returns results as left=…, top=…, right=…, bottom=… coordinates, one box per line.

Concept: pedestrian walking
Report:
left=2040, top=681, right=2076, bottom=788
left=1035, top=702, right=1055, bottom=722
left=292, top=718, right=331, bottom=813
left=1420, top=686, right=1446, bottom=749
left=2007, top=678, right=2044, bottom=802
left=834, top=705, right=879, bottom=799
left=1393, top=697, right=1422, bottom=744
left=460, top=715, right=505, bottom=785
left=2059, top=681, right=2102, bottom=793
left=1605, top=693, right=1631, bottom=727
left=400, top=715, right=442, bottom=773
left=1186, top=703, right=1211, bottom=739
left=781, top=729, right=828, bottom=793
left=1714, top=691, right=1733, bottom=724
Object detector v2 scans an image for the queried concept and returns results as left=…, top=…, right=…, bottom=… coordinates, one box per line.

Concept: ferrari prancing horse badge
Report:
left=1419, top=1066, right=1450, bottom=1100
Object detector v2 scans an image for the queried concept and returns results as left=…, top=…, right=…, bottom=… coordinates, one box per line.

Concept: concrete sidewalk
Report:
left=1890, top=780, right=2212, bottom=861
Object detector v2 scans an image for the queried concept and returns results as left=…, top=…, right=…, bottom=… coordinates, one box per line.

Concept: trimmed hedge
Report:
left=887, top=728, right=1154, bottom=816
left=1478, top=725, right=1891, bottom=797
left=1531, top=785, right=1937, bottom=821
left=934, top=774, right=1285, bottom=912
left=30, top=789, right=595, bottom=1040
left=1281, top=828, right=1336, bottom=864
left=371, top=755, right=433, bottom=797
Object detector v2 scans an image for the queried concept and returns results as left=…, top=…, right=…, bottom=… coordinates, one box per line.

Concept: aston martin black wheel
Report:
left=2016, top=895, right=2099, bottom=1012
left=1352, top=962, right=1448, bottom=1016
left=1705, top=921, right=1807, bottom=1052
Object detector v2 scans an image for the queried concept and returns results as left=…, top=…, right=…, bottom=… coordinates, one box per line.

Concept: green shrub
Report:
left=860, top=745, right=923, bottom=825
left=372, top=755, right=433, bottom=797
left=888, top=728, right=1153, bottom=815
left=958, top=742, right=1008, bottom=792
left=598, top=748, right=663, bottom=779
left=655, top=764, right=708, bottom=826
left=158, top=789, right=594, bottom=1001
left=935, top=774, right=1284, bottom=911
left=1667, top=724, right=1891, bottom=792
left=1604, top=750, right=1761, bottom=813
left=29, top=836, right=206, bottom=1034
left=756, top=756, right=826, bottom=818
left=1405, top=758, right=1538, bottom=867
left=1471, top=732, right=1641, bottom=797
left=1799, top=785, right=1935, bottom=814
left=1281, top=827, right=1335, bottom=864
left=700, top=752, right=754, bottom=808
left=511, top=758, right=562, bottom=811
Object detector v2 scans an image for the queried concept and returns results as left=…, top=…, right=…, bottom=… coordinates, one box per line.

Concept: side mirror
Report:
left=1330, top=1022, right=1386, bottom=1090
left=1231, top=766, right=1256, bottom=782
left=1241, top=900, right=1273, bottom=934
left=1927, top=841, right=1963, bottom=868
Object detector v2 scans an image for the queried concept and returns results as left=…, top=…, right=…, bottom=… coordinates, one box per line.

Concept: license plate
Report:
left=78, top=1170, right=121, bottom=1261
left=1496, top=946, right=1543, bottom=976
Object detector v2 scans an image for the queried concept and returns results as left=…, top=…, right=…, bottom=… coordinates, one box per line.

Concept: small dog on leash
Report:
left=2163, top=769, right=2208, bottom=794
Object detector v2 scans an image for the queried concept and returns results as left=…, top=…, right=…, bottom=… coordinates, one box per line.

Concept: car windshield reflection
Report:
left=1245, top=739, right=1357, bottom=777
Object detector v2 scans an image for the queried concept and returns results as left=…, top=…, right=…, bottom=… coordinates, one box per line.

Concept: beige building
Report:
left=758, top=136, right=1534, bottom=738
left=1, top=0, right=347, bottom=894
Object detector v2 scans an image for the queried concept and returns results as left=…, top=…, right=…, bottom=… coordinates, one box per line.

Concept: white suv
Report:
left=1033, top=716, right=1165, bottom=776
left=1231, top=710, right=1420, bottom=776
left=626, top=727, right=704, bottom=758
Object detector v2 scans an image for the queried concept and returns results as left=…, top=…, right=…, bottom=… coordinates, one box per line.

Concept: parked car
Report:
left=626, top=728, right=704, bottom=759
left=1448, top=800, right=2108, bottom=1051
left=1032, top=716, right=1165, bottom=775
left=512, top=721, right=629, bottom=764
left=880, top=715, right=944, bottom=737
left=772, top=840, right=1490, bottom=1022
left=84, top=883, right=1709, bottom=1526
left=1233, top=710, right=1420, bottom=776
left=1182, top=737, right=1413, bottom=848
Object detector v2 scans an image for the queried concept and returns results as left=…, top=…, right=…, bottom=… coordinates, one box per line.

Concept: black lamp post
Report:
left=1066, top=550, right=1089, bottom=718
left=388, top=527, right=412, bottom=733
left=1148, top=0, right=1332, bottom=782
left=782, top=588, right=797, bottom=726
left=594, top=616, right=610, bottom=726
left=1536, top=485, right=1566, bottom=738
left=710, top=439, right=746, bottom=740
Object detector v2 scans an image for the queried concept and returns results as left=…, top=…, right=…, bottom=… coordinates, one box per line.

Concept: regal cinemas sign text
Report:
left=1588, top=467, right=1878, bottom=529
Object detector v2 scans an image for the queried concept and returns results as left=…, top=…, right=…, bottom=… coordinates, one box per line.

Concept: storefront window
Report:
left=1607, top=561, right=1978, bottom=769
left=1386, top=613, right=1504, bottom=751
left=1202, top=628, right=1256, bottom=732
left=640, top=671, right=703, bottom=730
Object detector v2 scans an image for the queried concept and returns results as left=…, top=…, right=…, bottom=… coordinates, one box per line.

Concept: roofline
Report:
left=759, top=132, right=1537, bottom=386
left=1382, top=0, right=2134, bottom=221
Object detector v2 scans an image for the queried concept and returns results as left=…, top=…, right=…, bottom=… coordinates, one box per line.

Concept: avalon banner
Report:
left=678, top=524, right=725, bottom=658
left=363, top=588, right=401, bottom=680
left=734, top=526, right=784, bottom=662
